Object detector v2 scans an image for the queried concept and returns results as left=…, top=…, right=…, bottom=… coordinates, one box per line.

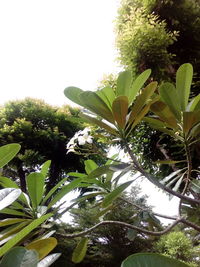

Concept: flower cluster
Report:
left=66, top=128, right=93, bottom=154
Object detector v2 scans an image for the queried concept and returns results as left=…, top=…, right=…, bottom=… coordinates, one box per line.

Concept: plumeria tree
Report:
left=63, top=63, right=200, bottom=266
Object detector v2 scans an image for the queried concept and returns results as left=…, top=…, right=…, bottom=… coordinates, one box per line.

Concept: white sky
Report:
left=0, top=0, right=121, bottom=106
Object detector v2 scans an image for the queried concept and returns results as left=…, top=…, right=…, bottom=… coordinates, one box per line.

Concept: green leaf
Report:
left=47, top=178, right=84, bottom=208
left=159, top=82, right=181, bottom=120
left=0, top=247, right=39, bottom=267
left=128, top=82, right=158, bottom=126
left=0, top=213, right=52, bottom=257
left=84, top=160, right=98, bottom=174
left=191, top=180, right=200, bottom=193
left=129, top=69, right=151, bottom=104
left=0, top=218, right=29, bottom=227
left=0, top=144, right=21, bottom=168
left=79, top=91, right=115, bottom=123
left=0, top=221, right=29, bottom=242
left=102, top=180, right=133, bottom=208
left=96, top=86, right=116, bottom=109
left=64, top=86, right=84, bottom=106
left=183, top=111, right=200, bottom=135
left=116, top=71, right=132, bottom=97
left=155, top=160, right=186, bottom=165
left=0, top=188, right=21, bottom=211
left=27, top=173, right=45, bottom=209
left=0, top=208, right=29, bottom=217
left=72, top=237, right=88, bottom=263
left=176, top=63, right=193, bottom=111
left=38, top=253, right=61, bottom=267
left=80, top=113, right=118, bottom=135
left=26, top=237, right=57, bottom=260
left=41, top=160, right=51, bottom=178
left=112, top=96, right=129, bottom=128
left=150, top=101, right=178, bottom=129
left=42, top=177, right=68, bottom=205
left=121, top=253, right=190, bottom=267
left=187, top=94, right=200, bottom=111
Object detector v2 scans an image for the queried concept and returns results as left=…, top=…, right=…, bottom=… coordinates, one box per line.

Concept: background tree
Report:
left=53, top=187, right=161, bottom=267
left=0, top=98, right=85, bottom=192
left=114, top=0, right=200, bottom=174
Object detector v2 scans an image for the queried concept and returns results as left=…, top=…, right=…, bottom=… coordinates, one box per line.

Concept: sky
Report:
left=0, top=0, right=121, bottom=106
left=0, top=1, right=179, bottom=223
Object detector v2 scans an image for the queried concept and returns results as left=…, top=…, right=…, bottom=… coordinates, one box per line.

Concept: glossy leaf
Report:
left=0, top=218, right=28, bottom=227
left=102, top=180, right=133, bottom=208
left=176, top=63, right=193, bottom=111
left=160, top=169, right=184, bottom=185
left=183, top=111, right=200, bottom=135
left=112, top=96, right=129, bottom=128
left=128, top=82, right=158, bottom=126
left=129, top=69, right=151, bottom=103
left=0, top=188, right=21, bottom=211
left=172, top=174, right=184, bottom=192
left=0, top=143, right=21, bottom=168
left=72, top=237, right=88, bottom=263
left=80, top=113, right=118, bottom=135
left=116, top=71, right=132, bottom=97
left=41, top=160, right=51, bottom=178
left=121, top=253, right=190, bottom=267
left=191, top=180, right=200, bottom=193
left=0, top=247, right=38, bottom=267
left=0, top=221, right=29, bottom=242
left=150, top=101, right=178, bottom=129
left=47, top=178, right=84, bottom=208
left=155, top=160, right=186, bottom=165
left=26, top=237, right=57, bottom=260
left=64, top=86, right=84, bottom=106
left=38, top=253, right=61, bottom=267
left=159, top=82, right=181, bottom=120
left=187, top=94, right=200, bottom=111
left=42, top=177, right=68, bottom=205
left=96, top=86, right=116, bottom=109
left=0, top=213, right=52, bottom=257
left=79, top=91, right=115, bottom=123
left=27, top=173, right=45, bottom=209
left=84, top=160, right=98, bottom=174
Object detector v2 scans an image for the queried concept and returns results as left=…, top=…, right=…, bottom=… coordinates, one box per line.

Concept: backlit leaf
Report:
left=64, top=86, right=84, bottom=106
left=0, top=144, right=21, bottom=168
left=112, top=96, right=129, bottom=128
left=116, top=71, right=132, bottom=97
left=27, top=173, right=45, bottom=209
left=72, top=237, right=88, bottom=263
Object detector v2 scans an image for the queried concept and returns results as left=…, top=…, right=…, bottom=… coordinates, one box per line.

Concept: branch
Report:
left=124, top=143, right=200, bottom=205
left=56, top=218, right=182, bottom=238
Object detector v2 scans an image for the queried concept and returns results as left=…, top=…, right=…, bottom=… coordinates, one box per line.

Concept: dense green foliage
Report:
left=0, top=98, right=84, bottom=191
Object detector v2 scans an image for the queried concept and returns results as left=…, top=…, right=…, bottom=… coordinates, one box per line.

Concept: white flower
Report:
left=78, top=132, right=93, bottom=146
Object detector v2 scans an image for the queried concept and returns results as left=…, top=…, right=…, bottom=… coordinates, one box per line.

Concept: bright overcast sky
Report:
left=0, top=0, right=121, bottom=106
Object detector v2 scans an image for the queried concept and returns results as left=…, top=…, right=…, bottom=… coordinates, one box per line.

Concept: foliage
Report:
left=64, top=63, right=200, bottom=265
left=0, top=98, right=84, bottom=191
left=154, top=231, right=199, bottom=266
left=116, top=0, right=200, bottom=82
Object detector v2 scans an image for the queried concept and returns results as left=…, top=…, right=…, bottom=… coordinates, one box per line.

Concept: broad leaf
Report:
left=27, top=173, right=45, bottom=209
left=47, top=178, right=85, bottom=208
left=0, top=247, right=38, bottom=267
left=0, top=144, right=21, bottom=168
left=183, top=111, right=200, bottom=135
left=187, top=94, right=200, bottom=111
left=84, top=160, right=98, bottom=174
left=38, top=253, right=61, bottom=267
left=0, top=188, right=21, bottom=211
left=64, top=86, right=84, bottom=106
left=116, top=71, right=132, bottom=97
left=102, top=180, right=133, bottom=208
left=42, top=177, right=68, bottom=204
left=159, top=82, right=181, bottom=120
left=26, top=237, right=57, bottom=260
left=79, top=91, right=115, bottom=123
left=128, top=82, right=158, bottom=126
left=72, top=237, right=88, bottom=263
left=0, top=213, right=52, bottom=257
left=176, top=63, right=193, bottom=111
left=96, top=86, right=116, bottom=109
left=129, top=69, right=151, bottom=103
left=41, top=160, right=51, bottom=178
left=121, top=253, right=190, bottom=267
left=80, top=113, right=118, bottom=135
left=112, top=96, right=129, bottom=128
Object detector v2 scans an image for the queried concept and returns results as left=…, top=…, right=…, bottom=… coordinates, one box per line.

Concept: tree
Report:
left=115, top=0, right=200, bottom=175
left=0, top=98, right=84, bottom=192
left=116, top=0, right=200, bottom=84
